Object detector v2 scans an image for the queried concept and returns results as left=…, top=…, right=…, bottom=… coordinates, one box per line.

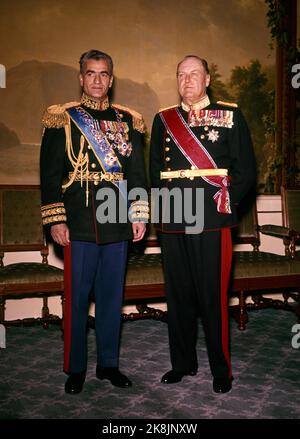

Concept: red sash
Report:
left=160, top=108, right=231, bottom=214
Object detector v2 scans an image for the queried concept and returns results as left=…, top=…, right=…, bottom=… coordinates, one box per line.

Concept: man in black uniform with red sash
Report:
left=40, top=50, right=148, bottom=394
left=150, top=55, right=256, bottom=393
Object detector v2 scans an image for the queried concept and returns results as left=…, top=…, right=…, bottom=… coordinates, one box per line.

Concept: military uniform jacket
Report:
left=40, top=99, right=148, bottom=244
left=150, top=101, right=256, bottom=232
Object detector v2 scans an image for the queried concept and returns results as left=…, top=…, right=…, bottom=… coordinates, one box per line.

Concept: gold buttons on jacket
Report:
left=166, top=137, right=171, bottom=143
left=165, top=147, right=170, bottom=152
left=94, top=181, right=99, bottom=186
left=200, top=134, right=205, bottom=139
left=165, top=157, right=171, bottom=162
left=204, top=126, right=209, bottom=131
left=91, top=163, right=97, bottom=169
left=88, top=145, right=91, bottom=149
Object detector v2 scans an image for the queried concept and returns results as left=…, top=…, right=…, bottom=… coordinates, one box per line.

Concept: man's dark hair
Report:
left=177, top=55, right=209, bottom=75
left=79, top=49, right=113, bottom=75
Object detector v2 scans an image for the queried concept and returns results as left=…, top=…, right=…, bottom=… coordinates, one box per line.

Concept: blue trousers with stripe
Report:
left=65, top=240, right=128, bottom=374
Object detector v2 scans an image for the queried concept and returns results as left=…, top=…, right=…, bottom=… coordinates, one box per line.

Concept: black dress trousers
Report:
left=160, top=229, right=232, bottom=379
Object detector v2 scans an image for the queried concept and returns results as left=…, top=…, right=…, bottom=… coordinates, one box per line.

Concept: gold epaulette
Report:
left=216, top=101, right=238, bottom=108
left=112, top=104, right=145, bottom=133
left=42, top=101, right=80, bottom=128
left=159, top=104, right=178, bottom=112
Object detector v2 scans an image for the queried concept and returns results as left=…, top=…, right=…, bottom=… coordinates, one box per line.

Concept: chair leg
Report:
left=283, top=291, right=290, bottom=305
left=238, top=291, right=248, bottom=331
left=296, top=292, right=300, bottom=323
left=42, top=296, right=49, bottom=329
left=283, top=238, right=291, bottom=257
left=0, top=297, right=5, bottom=325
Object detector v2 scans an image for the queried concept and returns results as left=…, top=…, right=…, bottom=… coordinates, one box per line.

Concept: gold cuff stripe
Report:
left=131, top=212, right=149, bottom=219
left=130, top=200, right=149, bottom=206
left=42, top=215, right=67, bottom=225
left=41, top=203, right=65, bottom=211
left=130, top=206, right=149, bottom=213
left=41, top=207, right=66, bottom=218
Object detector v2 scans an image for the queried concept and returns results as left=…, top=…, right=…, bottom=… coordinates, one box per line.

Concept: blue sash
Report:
left=67, top=106, right=121, bottom=172
left=67, top=106, right=127, bottom=199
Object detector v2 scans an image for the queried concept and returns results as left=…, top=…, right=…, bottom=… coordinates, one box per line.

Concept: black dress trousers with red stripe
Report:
left=160, top=229, right=232, bottom=379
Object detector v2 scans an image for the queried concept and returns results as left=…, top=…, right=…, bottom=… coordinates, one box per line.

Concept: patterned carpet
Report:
left=0, top=308, right=300, bottom=420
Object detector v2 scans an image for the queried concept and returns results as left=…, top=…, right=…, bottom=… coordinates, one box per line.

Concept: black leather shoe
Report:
left=96, top=367, right=132, bottom=388
left=161, top=369, right=197, bottom=384
left=65, top=372, right=86, bottom=394
left=213, top=376, right=233, bottom=394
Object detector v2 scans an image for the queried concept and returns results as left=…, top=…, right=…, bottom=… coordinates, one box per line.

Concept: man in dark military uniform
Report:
left=150, top=55, right=256, bottom=393
left=40, top=49, right=149, bottom=394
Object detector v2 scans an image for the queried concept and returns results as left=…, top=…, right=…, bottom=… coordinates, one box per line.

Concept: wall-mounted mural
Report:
left=0, top=0, right=276, bottom=190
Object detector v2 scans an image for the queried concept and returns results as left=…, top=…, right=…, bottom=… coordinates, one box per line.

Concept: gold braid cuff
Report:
left=41, top=203, right=67, bottom=226
left=128, top=200, right=149, bottom=222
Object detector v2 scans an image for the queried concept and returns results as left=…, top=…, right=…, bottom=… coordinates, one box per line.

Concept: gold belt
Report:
left=160, top=168, right=228, bottom=180
left=69, top=171, right=124, bottom=182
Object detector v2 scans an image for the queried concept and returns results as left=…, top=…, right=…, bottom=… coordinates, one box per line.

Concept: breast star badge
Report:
left=207, top=129, right=219, bottom=143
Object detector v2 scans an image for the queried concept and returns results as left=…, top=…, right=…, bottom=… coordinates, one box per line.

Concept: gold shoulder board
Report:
left=112, top=104, right=145, bottom=133
left=159, top=104, right=178, bottom=112
left=42, top=101, right=80, bottom=128
left=216, top=101, right=238, bottom=108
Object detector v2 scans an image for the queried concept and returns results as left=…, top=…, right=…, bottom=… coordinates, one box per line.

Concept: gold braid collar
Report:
left=80, top=93, right=109, bottom=110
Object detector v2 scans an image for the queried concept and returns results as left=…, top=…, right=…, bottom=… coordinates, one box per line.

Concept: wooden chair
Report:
left=260, top=186, right=300, bottom=258
left=0, top=185, right=64, bottom=327
left=231, top=200, right=300, bottom=330
left=122, top=249, right=166, bottom=321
